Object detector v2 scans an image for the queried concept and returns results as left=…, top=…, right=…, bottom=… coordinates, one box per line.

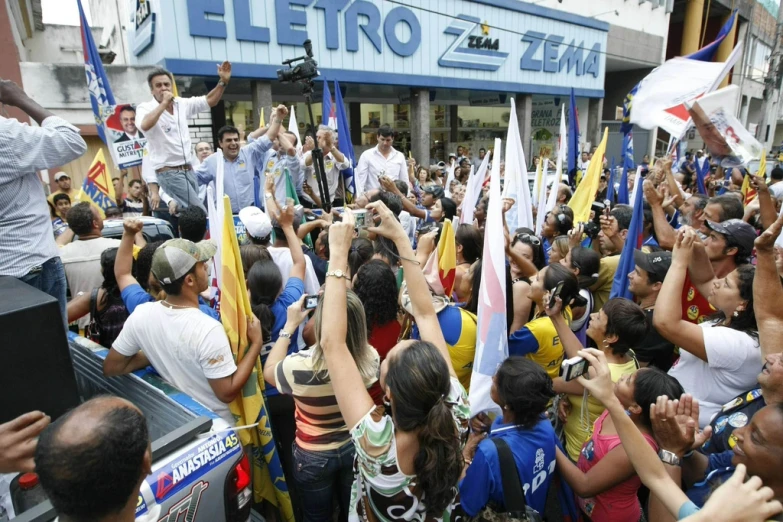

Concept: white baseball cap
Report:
left=54, top=172, right=70, bottom=181
left=238, top=206, right=272, bottom=240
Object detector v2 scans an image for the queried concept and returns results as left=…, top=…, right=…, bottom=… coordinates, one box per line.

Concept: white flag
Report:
left=502, top=98, right=534, bottom=230
left=461, top=152, right=491, bottom=225
left=469, top=138, right=508, bottom=417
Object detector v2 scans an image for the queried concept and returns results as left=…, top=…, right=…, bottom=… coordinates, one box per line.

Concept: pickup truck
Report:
left=11, top=333, right=254, bottom=522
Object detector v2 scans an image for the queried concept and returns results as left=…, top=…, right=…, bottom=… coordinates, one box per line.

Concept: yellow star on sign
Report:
left=480, top=21, right=490, bottom=36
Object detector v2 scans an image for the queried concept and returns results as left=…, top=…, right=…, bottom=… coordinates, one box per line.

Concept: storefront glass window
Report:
left=455, top=106, right=509, bottom=162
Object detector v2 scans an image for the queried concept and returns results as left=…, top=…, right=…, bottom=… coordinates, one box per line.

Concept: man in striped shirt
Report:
left=0, top=79, right=87, bottom=326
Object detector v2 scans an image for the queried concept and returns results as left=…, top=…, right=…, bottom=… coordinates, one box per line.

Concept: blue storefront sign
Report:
left=129, top=0, right=608, bottom=97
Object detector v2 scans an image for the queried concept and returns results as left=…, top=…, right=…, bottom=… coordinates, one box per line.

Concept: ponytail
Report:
left=414, top=399, right=463, bottom=517
left=385, top=341, right=464, bottom=516
left=250, top=300, right=274, bottom=343
left=246, top=259, right=283, bottom=344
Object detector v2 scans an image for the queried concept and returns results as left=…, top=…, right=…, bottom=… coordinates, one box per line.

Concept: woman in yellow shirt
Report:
left=508, top=263, right=581, bottom=380
left=546, top=297, right=649, bottom=461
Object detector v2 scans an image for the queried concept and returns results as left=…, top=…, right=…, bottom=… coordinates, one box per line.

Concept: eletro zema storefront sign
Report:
left=130, top=0, right=607, bottom=97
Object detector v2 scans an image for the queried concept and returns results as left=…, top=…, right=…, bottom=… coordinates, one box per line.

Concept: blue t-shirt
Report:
left=685, top=450, right=734, bottom=507
left=120, top=284, right=219, bottom=320
left=542, top=237, right=551, bottom=265
left=459, top=417, right=558, bottom=516
left=262, top=276, right=305, bottom=397
left=411, top=306, right=463, bottom=346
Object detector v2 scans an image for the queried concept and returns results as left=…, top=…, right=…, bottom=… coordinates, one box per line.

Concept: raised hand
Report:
left=575, top=349, right=616, bottom=405
left=0, top=411, right=51, bottom=473
left=755, top=212, right=783, bottom=253
left=696, top=464, right=783, bottom=522
left=123, top=218, right=144, bottom=236
left=217, top=61, right=232, bottom=83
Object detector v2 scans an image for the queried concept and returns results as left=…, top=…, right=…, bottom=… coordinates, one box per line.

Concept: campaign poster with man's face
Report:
left=106, top=104, right=147, bottom=169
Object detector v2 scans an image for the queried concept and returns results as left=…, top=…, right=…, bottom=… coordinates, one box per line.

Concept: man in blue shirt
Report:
left=196, top=105, right=289, bottom=213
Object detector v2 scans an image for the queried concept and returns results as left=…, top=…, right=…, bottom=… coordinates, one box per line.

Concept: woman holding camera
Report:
left=546, top=297, right=648, bottom=462
left=263, top=290, right=380, bottom=521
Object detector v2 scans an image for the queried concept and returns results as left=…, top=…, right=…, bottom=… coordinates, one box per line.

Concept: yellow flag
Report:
left=219, top=196, right=294, bottom=521
left=77, top=149, right=117, bottom=218
left=569, top=127, right=609, bottom=224
left=742, top=149, right=765, bottom=205
left=259, top=107, right=266, bottom=128
left=171, top=76, right=179, bottom=97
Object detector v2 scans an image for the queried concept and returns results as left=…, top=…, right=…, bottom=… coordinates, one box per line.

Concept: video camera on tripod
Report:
left=277, top=40, right=332, bottom=212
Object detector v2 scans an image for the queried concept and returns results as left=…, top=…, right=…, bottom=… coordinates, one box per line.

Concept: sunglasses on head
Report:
left=513, top=233, right=541, bottom=246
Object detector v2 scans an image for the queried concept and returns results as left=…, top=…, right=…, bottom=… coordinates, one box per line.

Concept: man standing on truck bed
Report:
left=0, top=79, right=87, bottom=327
left=35, top=397, right=151, bottom=522
left=103, top=238, right=263, bottom=425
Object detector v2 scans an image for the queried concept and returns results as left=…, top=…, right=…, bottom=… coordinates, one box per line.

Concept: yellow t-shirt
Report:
left=590, top=255, right=620, bottom=313
left=564, top=358, right=638, bottom=461
left=508, top=308, right=572, bottom=381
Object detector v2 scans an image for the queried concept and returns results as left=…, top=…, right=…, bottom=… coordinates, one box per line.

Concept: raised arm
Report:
left=653, top=228, right=708, bottom=361
left=274, top=202, right=305, bottom=282
left=206, top=62, right=231, bottom=108
left=263, top=296, right=308, bottom=387
left=366, top=201, right=455, bottom=377
left=319, top=210, right=376, bottom=429
left=380, top=176, right=426, bottom=219
left=644, top=180, right=677, bottom=251
left=0, top=81, right=87, bottom=178
left=751, top=174, right=777, bottom=231
left=115, top=219, right=143, bottom=291
left=545, top=298, right=586, bottom=360
left=753, top=213, right=783, bottom=359
left=207, top=316, right=264, bottom=403
left=139, top=94, right=173, bottom=132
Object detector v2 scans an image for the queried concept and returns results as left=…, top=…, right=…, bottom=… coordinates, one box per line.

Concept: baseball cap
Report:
left=633, top=250, right=672, bottom=280
left=705, top=219, right=756, bottom=253
left=152, top=238, right=217, bottom=285
left=422, top=185, right=444, bottom=199
left=238, top=206, right=272, bottom=239
left=436, top=161, right=446, bottom=168
left=54, top=172, right=70, bottom=181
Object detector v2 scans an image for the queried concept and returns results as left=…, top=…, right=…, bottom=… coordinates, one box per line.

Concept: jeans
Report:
left=157, top=169, right=206, bottom=211
left=292, top=442, right=356, bottom=522
left=19, top=257, right=68, bottom=332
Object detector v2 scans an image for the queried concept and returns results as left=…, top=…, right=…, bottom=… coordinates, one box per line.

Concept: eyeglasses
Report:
left=513, top=233, right=541, bottom=246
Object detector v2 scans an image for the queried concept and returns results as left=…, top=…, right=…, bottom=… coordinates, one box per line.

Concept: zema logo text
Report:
left=439, top=15, right=508, bottom=72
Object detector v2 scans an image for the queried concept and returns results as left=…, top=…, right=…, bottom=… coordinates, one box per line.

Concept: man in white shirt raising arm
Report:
left=135, top=63, right=231, bottom=212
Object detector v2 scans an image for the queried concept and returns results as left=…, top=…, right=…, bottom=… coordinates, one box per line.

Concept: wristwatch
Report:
left=658, top=449, right=682, bottom=466
left=278, top=330, right=293, bottom=339
left=218, top=80, right=228, bottom=87
left=326, top=269, right=350, bottom=280
left=264, top=192, right=273, bottom=199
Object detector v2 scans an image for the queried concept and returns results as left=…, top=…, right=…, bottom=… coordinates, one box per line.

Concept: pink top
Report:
left=576, top=411, right=657, bottom=522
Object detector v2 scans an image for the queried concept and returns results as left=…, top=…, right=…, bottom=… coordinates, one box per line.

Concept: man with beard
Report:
left=196, top=105, right=288, bottom=214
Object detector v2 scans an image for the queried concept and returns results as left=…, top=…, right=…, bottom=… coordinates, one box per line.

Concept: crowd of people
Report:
left=2, top=64, right=783, bottom=522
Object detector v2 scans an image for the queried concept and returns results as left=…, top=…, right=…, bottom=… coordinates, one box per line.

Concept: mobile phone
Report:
left=548, top=281, right=565, bottom=309
left=304, top=295, right=319, bottom=310
left=561, top=356, right=589, bottom=382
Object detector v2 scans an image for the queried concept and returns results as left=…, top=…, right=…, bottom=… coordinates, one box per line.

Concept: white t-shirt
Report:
left=668, top=322, right=762, bottom=427
left=60, top=237, right=121, bottom=328
left=135, top=96, right=209, bottom=170
left=112, top=302, right=238, bottom=424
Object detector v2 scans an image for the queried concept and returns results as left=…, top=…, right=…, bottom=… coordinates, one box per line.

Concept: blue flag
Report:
left=607, top=157, right=616, bottom=204
left=334, top=80, right=356, bottom=202
left=610, top=171, right=645, bottom=300
left=322, top=80, right=335, bottom=128
left=620, top=9, right=738, bottom=136
left=617, top=133, right=634, bottom=205
left=78, top=0, right=116, bottom=146
left=567, top=89, right=579, bottom=186
left=696, top=158, right=709, bottom=195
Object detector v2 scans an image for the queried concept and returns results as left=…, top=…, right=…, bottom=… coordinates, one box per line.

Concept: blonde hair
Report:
left=551, top=236, right=570, bottom=261
left=310, top=290, right=379, bottom=385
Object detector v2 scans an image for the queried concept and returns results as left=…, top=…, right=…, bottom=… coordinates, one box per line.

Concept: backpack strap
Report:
left=490, top=437, right=529, bottom=516
left=89, top=288, right=99, bottom=321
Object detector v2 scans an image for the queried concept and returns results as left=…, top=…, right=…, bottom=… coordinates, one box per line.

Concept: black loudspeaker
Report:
left=0, top=277, right=80, bottom=424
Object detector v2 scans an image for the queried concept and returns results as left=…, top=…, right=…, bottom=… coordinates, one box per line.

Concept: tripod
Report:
left=295, top=79, right=331, bottom=214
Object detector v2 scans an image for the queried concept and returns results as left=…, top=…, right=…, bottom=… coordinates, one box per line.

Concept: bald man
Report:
left=35, top=397, right=151, bottom=522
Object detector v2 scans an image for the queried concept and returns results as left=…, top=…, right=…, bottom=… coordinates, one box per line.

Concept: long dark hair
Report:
left=385, top=341, right=463, bottom=516
left=511, top=227, right=545, bottom=270
left=495, top=357, right=554, bottom=429
left=543, top=263, right=583, bottom=310
left=455, top=224, right=482, bottom=264
left=247, top=260, right=283, bottom=342
left=568, top=246, right=600, bottom=289
left=135, top=240, right=164, bottom=292
left=715, top=264, right=758, bottom=340
left=353, top=260, right=400, bottom=331
left=465, top=259, right=483, bottom=315
left=99, top=248, right=127, bottom=307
